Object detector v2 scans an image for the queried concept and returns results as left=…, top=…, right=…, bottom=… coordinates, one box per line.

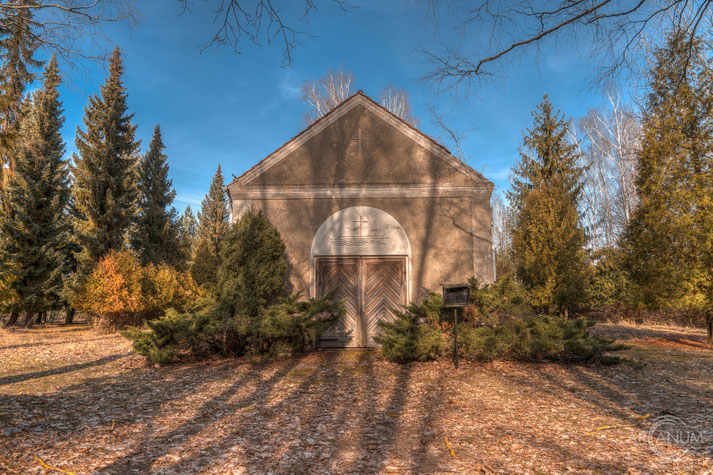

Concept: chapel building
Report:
left=226, top=91, right=494, bottom=348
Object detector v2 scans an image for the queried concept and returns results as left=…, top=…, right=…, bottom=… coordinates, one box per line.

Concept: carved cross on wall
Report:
left=353, top=215, right=368, bottom=236
left=350, top=127, right=362, bottom=159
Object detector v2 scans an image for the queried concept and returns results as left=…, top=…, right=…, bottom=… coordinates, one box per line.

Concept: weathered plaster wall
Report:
left=226, top=94, right=495, bottom=301
left=245, top=195, right=494, bottom=300
left=244, top=104, right=476, bottom=188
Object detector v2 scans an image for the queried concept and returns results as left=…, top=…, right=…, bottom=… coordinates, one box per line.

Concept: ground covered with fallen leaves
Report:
left=1, top=322, right=711, bottom=474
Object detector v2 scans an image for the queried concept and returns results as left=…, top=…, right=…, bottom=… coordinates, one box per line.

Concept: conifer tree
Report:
left=0, top=56, right=70, bottom=326
left=178, top=205, right=197, bottom=258
left=196, top=164, right=229, bottom=254
left=623, top=31, right=713, bottom=342
left=507, top=95, right=588, bottom=316
left=71, top=47, right=140, bottom=280
left=217, top=212, right=287, bottom=318
left=131, top=124, right=183, bottom=267
left=192, top=165, right=229, bottom=288
left=0, top=0, right=42, bottom=193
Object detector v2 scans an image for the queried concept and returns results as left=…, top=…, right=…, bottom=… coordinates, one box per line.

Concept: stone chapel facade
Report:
left=226, top=91, right=494, bottom=348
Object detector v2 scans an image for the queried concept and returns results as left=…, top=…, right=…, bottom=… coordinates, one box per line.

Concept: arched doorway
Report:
left=311, top=206, right=411, bottom=347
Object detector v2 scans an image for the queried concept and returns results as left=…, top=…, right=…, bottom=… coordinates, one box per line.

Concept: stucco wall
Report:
left=245, top=195, right=494, bottom=300
left=244, top=104, right=476, bottom=188
left=226, top=94, right=495, bottom=301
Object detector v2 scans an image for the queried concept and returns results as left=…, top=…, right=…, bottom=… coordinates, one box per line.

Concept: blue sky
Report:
left=54, top=1, right=609, bottom=211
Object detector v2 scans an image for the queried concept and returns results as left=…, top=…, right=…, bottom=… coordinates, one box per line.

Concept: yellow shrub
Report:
left=78, top=250, right=202, bottom=328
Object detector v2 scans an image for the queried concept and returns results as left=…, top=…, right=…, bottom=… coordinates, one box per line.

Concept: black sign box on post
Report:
left=442, top=283, right=470, bottom=370
left=442, top=283, right=470, bottom=308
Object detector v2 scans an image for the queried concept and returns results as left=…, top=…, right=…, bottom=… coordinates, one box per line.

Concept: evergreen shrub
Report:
left=375, top=292, right=449, bottom=362
left=123, top=291, right=343, bottom=363
left=190, top=242, right=220, bottom=288
left=458, top=315, right=625, bottom=364
left=377, top=278, right=625, bottom=364
left=586, top=248, right=632, bottom=308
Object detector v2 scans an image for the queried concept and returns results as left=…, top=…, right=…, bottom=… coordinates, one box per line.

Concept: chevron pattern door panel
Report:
left=363, top=258, right=406, bottom=347
left=317, top=258, right=361, bottom=347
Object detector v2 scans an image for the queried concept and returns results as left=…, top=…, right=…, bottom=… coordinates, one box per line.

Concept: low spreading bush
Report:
left=77, top=250, right=202, bottom=329
left=375, top=294, right=448, bottom=362
left=377, top=279, right=625, bottom=364
left=254, top=291, right=344, bottom=357
left=123, top=291, right=343, bottom=363
left=459, top=315, right=625, bottom=363
left=468, top=274, right=532, bottom=319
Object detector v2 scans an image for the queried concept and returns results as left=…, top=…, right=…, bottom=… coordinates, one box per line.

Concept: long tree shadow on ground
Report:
left=96, top=356, right=305, bottom=473
left=0, top=353, right=130, bottom=387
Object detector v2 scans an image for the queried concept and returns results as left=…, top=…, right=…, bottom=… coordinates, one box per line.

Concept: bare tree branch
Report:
left=573, top=90, right=641, bottom=250
left=427, top=105, right=474, bottom=161
left=0, top=0, right=138, bottom=67
left=379, top=85, right=419, bottom=127
left=300, top=65, right=354, bottom=123
left=419, top=0, right=713, bottom=92
left=179, top=0, right=350, bottom=67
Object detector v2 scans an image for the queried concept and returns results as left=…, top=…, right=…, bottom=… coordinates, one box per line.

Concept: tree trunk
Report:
left=3, top=311, right=19, bottom=327
left=37, top=311, right=45, bottom=324
left=23, top=312, right=36, bottom=328
left=707, top=315, right=713, bottom=345
left=64, top=307, right=75, bottom=325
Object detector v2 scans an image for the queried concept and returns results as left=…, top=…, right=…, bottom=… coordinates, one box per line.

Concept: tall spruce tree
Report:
left=192, top=165, right=228, bottom=287
left=507, top=95, right=588, bottom=316
left=196, top=164, right=229, bottom=254
left=178, top=205, right=197, bottom=258
left=71, top=47, right=140, bottom=280
left=624, top=31, right=713, bottom=342
left=0, top=0, right=43, bottom=195
left=131, top=124, right=183, bottom=267
left=0, top=56, right=70, bottom=326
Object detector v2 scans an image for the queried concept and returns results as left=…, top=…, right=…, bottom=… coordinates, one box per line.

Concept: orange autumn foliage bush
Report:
left=77, top=250, right=202, bottom=329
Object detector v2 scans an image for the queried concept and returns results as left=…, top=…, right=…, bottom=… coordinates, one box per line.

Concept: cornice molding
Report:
left=229, top=184, right=492, bottom=200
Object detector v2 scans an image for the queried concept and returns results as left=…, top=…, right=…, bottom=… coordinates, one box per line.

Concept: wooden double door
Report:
left=316, top=257, right=407, bottom=348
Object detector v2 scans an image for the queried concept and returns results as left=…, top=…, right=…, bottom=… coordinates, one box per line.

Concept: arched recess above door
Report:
left=310, top=206, right=411, bottom=259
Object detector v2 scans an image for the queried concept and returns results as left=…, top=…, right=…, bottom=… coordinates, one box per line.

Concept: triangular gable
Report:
left=229, top=91, right=491, bottom=188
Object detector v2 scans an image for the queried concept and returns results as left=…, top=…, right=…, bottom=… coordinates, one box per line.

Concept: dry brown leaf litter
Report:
left=0, top=322, right=711, bottom=474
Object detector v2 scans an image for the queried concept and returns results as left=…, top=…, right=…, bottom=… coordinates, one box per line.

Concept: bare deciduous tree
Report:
left=420, top=1, right=713, bottom=91
left=300, top=65, right=354, bottom=123
left=0, top=1, right=137, bottom=65
left=491, top=191, right=511, bottom=252
left=179, top=0, right=349, bottom=67
left=379, top=85, right=419, bottom=127
left=571, top=92, right=641, bottom=250
left=427, top=105, right=473, bottom=160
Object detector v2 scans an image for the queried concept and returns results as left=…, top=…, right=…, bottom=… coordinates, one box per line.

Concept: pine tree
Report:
left=0, top=0, right=43, bottom=195
left=0, top=56, right=70, bottom=326
left=71, top=47, right=140, bottom=280
left=191, top=165, right=228, bottom=286
left=196, top=164, right=229, bottom=254
left=217, top=212, right=287, bottom=318
left=623, top=31, right=713, bottom=342
left=178, top=205, right=197, bottom=258
left=191, top=241, right=221, bottom=288
left=507, top=95, right=588, bottom=316
left=131, top=124, right=183, bottom=267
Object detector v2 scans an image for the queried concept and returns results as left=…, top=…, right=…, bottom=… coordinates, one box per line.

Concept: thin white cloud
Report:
left=174, top=191, right=204, bottom=209
left=277, top=71, right=302, bottom=100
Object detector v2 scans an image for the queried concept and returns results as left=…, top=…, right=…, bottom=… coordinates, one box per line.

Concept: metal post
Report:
left=453, top=308, right=458, bottom=369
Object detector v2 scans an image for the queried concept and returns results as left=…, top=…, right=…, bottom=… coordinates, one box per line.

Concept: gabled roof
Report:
left=229, top=90, right=492, bottom=188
